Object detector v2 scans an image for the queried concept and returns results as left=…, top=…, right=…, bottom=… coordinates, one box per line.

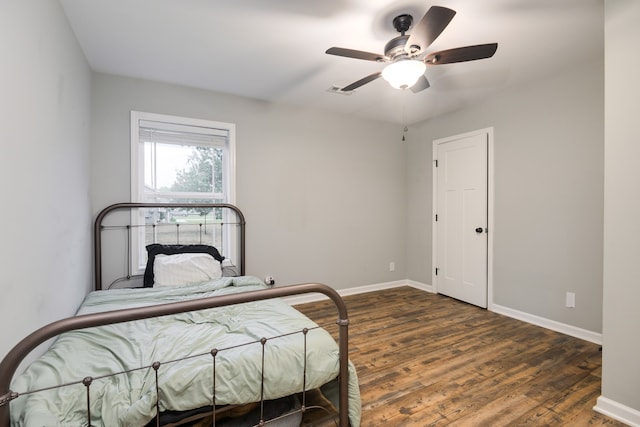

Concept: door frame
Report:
left=432, top=127, right=495, bottom=309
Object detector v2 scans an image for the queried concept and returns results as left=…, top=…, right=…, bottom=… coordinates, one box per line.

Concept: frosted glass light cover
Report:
left=381, top=60, right=426, bottom=89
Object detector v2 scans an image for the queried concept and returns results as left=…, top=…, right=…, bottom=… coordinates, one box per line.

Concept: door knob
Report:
left=475, top=227, right=484, bottom=233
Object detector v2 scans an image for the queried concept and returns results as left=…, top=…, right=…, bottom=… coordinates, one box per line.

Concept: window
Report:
left=131, top=111, right=236, bottom=272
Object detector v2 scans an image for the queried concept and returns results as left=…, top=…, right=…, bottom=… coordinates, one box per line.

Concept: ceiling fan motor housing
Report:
left=386, top=14, right=420, bottom=59
left=384, top=35, right=411, bottom=60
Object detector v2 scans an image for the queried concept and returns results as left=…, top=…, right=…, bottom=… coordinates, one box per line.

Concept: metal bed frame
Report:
left=94, top=202, right=247, bottom=291
left=0, top=203, right=351, bottom=427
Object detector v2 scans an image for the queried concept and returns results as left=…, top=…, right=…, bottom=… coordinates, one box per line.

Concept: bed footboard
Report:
left=0, top=283, right=350, bottom=427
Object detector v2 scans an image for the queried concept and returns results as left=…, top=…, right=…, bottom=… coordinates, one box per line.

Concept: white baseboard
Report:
left=405, top=280, right=435, bottom=293
left=282, top=280, right=433, bottom=306
left=490, top=303, right=602, bottom=345
left=594, top=396, right=640, bottom=427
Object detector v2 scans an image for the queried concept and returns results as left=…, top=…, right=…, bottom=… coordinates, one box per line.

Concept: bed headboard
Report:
left=94, top=202, right=246, bottom=291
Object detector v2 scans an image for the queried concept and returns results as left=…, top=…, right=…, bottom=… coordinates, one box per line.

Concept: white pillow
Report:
left=153, top=253, right=222, bottom=287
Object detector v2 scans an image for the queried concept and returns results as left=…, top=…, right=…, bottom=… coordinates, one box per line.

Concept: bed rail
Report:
left=0, top=283, right=350, bottom=427
left=94, top=202, right=246, bottom=291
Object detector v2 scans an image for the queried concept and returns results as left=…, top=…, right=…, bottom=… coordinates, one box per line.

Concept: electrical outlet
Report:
left=265, top=276, right=275, bottom=286
left=389, top=262, right=395, bottom=272
left=566, top=292, right=575, bottom=308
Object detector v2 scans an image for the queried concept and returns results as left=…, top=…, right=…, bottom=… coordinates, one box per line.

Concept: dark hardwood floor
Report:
left=295, top=286, right=626, bottom=426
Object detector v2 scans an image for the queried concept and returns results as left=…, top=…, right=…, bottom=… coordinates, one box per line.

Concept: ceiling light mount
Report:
left=392, top=14, right=413, bottom=35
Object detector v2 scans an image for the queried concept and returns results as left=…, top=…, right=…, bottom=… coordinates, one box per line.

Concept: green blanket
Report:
left=10, top=277, right=361, bottom=426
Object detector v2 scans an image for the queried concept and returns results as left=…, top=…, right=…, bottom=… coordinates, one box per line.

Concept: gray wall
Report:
left=3, top=3, right=637, bottom=419
left=406, top=52, right=605, bottom=333
left=91, top=73, right=407, bottom=290
left=3, top=1, right=636, bottom=418
left=0, top=1, right=92, bottom=360
left=600, top=0, right=640, bottom=416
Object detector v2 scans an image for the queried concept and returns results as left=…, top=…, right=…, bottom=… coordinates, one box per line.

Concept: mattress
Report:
left=9, top=276, right=361, bottom=426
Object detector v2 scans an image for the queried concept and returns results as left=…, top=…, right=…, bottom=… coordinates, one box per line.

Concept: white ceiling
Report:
left=59, top=0, right=603, bottom=125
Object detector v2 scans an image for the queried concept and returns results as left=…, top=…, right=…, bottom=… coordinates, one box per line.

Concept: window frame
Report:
left=130, top=110, right=236, bottom=274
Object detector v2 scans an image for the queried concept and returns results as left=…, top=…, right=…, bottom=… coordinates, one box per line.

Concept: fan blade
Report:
left=425, top=43, right=498, bottom=65
left=405, top=6, right=456, bottom=54
left=410, top=75, right=430, bottom=93
left=326, top=47, right=387, bottom=62
left=342, top=72, right=382, bottom=91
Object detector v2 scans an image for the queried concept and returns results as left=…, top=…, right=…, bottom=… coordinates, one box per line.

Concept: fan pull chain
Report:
left=401, top=87, right=408, bottom=141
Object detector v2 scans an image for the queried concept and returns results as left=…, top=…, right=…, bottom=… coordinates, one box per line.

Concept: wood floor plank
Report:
left=295, top=287, right=627, bottom=426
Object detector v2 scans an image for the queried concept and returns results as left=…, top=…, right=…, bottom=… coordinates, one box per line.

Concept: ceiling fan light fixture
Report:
left=381, top=60, right=426, bottom=89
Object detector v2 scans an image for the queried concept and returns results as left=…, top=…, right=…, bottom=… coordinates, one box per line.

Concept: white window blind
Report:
left=130, top=111, right=236, bottom=273
left=139, top=119, right=229, bottom=145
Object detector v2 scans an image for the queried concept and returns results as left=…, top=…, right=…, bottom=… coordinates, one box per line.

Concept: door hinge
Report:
left=434, top=159, right=438, bottom=167
left=435, top=267, right=439, bottom=276
left=435, top=214, right=438, bottom=222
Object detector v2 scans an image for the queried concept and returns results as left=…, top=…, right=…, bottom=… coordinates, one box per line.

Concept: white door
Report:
left=434, top=132, right=488, bottom=308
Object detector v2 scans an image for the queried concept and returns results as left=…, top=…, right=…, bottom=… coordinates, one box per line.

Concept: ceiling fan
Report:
left=326, top=5, right=498, bottom=92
